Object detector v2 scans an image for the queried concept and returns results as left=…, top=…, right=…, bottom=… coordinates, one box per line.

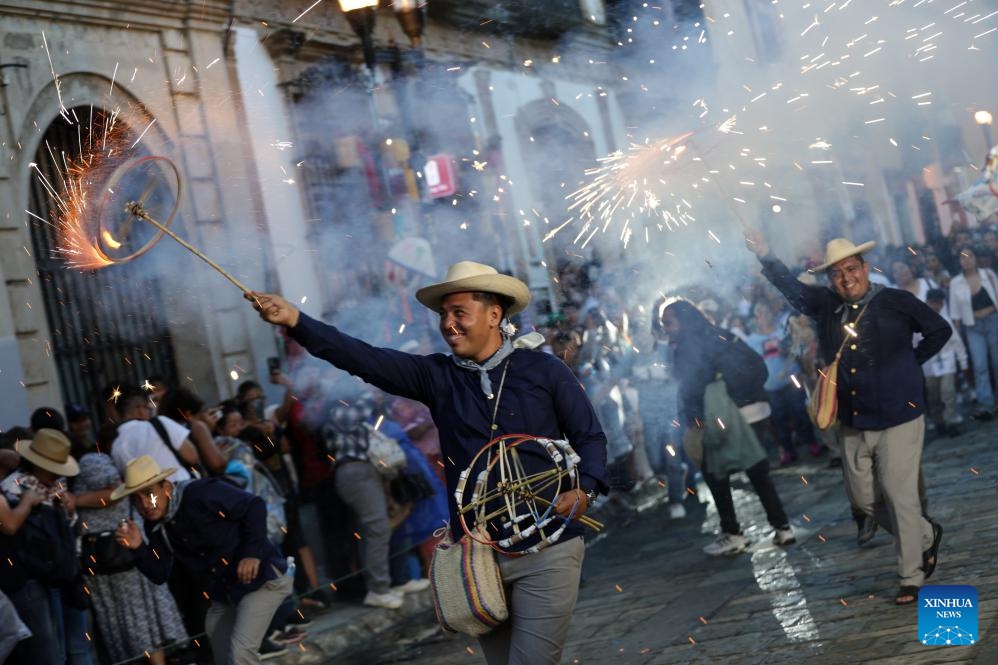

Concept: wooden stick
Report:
left=126, top=201, right=253, bottom=295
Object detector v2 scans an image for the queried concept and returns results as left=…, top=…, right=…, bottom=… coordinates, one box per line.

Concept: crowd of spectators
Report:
left=0, top=364, right=446, bottom=663
left=1, top=219, right=995, bottom=663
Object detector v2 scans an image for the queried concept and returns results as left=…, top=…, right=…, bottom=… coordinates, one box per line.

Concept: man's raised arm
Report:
left=744, top=228, right=825, bottom=317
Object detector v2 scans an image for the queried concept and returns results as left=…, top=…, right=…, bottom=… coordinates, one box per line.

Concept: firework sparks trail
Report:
left=41, top=32, right=67, bottom=115
left=292, top=0, right=323, bottom=23
left=32, top=107, right=143, bottom=270
left=561, top=118, right=746, bottom=243
left=553, top=0, right=996, bottom=248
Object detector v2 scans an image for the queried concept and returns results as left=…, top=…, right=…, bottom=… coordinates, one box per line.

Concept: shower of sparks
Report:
left=35, top=107, right=134, bottom=270
left=557, top=1, right=996, bottom=248
left=564, top=132, right=698, bottom=239
left=562, top=116, right=746, bottom=243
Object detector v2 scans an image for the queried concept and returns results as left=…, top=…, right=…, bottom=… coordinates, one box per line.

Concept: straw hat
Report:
left=811, top=238, right=876, bottom=273
left=15, top=429, right=79, bottom=477
left=110, top=455, right=176, bottom=501
left=415, top=261, right=531, bottom=315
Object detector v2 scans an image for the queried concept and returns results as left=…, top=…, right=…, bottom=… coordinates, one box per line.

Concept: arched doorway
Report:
left=27, top=106, right=179, bottom=421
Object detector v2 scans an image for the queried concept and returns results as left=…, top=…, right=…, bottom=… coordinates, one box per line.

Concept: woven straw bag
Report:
left=428, top=524, right=508, bottom=636
left=808, top=301, right=869, bottom=431
left=808, top=360, right=840, bottom=430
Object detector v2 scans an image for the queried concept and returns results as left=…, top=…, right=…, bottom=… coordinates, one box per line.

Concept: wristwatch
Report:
left=583, top=488, right=599, bottom=507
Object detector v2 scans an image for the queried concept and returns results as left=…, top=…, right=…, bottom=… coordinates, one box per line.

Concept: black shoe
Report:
left=828, top=457, right=843, bottom=469
left=258, top=638, right=288, bottom=660
left=945, top=424, right=962, bottom=437
left=973, top=410, right=992, bottom=421
left=923, top=521, right=943, bottom=579
left=857, top=516, right=878, bottom=546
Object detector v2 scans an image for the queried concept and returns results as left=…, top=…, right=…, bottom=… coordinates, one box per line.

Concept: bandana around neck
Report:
left=452, top=337, right=514, bottom=399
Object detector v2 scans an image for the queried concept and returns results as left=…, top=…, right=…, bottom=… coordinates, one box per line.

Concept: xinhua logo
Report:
left=918, top=585, right=977, bottom=646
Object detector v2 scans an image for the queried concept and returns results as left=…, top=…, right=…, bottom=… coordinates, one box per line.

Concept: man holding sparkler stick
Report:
left=744, top=229, right=949, bottom=606
left=249, top=261, right=608, bottom=665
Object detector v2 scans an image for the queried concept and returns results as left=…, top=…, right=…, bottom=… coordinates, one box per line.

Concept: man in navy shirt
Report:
left=115, top=455, right=292, bottom=664
left=250, top=261, right=608, bottom=665
left=745, top=231, right=948, bottom=606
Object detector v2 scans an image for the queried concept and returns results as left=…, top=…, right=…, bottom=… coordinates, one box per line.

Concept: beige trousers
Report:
left=839, top=416, right=934, bottom=587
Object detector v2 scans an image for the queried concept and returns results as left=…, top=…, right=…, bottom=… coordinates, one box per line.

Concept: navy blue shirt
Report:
left=134, top=478, right=286, bottom=604
left=290, top=313, right=609, bottom=547
left=759, top=255, right=951, bottom=430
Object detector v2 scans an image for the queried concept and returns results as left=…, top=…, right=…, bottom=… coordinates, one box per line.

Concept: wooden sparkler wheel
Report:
left=455, top=434, right=586, bottom=555
left=95, top=155, right=182, bottom=264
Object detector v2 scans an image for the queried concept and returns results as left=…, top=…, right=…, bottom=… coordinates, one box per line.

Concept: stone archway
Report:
left=20, top=82, right=181, bottom=422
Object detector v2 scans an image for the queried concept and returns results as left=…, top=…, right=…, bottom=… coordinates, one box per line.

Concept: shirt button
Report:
left=850, top=344, right=857, bottom=350
left=852, top=304, right=859, bottom=309
left=850, top=368, right=856, bottom=374
left=851, top=390, right=857, bottom=396
left=853, top=410, right=858, bottom=416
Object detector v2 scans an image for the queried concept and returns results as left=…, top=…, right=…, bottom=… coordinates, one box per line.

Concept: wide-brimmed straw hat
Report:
left=415, top=261, right=531, bottom=315
left=811, top=238, right=876, bottom=273
left=110, top=455, right=176, bottom=501
left=15, top=429, right=79, bottom=477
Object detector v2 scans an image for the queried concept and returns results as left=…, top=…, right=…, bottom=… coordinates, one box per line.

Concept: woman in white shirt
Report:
left=948, top=246, right=998, bottom=419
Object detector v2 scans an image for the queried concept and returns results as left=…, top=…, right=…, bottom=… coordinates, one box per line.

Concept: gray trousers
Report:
left=334, top=460, right=392, bottom=594
left=839, top=416, right=934, bottom=587
left=479, top=536, right=585, bottom=665
left=205, top=570, right=292, bottom=665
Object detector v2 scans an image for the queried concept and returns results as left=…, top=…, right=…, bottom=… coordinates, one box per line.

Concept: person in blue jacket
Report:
left=745, top=230, right=949, bottom=606
left=249, top=261, right=608, bottom=665
left=115, top=455, right=292, bottom=664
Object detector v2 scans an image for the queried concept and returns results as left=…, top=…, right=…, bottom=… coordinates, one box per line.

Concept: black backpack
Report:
left=0, top=502, right=80, bottom=592
left=714, top=333, right=769, bottom=403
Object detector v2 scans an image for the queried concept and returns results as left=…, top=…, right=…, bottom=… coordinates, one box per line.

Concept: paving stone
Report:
left=280, top=421, right=997, bottom=664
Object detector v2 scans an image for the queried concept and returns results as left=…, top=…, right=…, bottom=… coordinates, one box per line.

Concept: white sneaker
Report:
left=668, top=502, right=687, bottom=520
left=364, top=590, right=404, bottom=609
left=703, top=532, right=749, bottom=556
left=773, top=526, right=796, bottom=546
left=391, top=578, right=430, bottom=594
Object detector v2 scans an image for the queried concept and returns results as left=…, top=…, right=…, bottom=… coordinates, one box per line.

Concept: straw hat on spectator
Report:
left=15, top=429, right=79, bottom=477
left=110, top=455, right=176, bottom=501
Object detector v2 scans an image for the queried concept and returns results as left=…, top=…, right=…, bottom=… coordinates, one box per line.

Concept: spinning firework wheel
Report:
left=455, top=435, right=602, bottom=555
left=95, top=155, right=181, bottom=264
left=91, top=154, right=252, bottom=294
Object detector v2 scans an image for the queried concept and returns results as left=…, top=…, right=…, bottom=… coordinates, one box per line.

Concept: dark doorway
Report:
left=27, top=106, right=179, bottom=423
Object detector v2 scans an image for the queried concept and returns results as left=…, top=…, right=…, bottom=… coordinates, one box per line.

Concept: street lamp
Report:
left=393, top=0, right=426, bottom=49
left=975, top=109, right=993, bottom=150
left=339, top=0, right=379, bottom=70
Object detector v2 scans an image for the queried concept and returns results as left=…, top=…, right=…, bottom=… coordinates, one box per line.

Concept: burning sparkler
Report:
left=36, top=111, right=255, bottom=297
left=560, top=117, right=744, bottom=247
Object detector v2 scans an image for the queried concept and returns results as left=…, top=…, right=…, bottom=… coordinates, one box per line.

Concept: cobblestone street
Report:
left=287, top=422, right=997, bottom=665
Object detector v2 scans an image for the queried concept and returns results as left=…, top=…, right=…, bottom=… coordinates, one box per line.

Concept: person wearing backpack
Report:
left=659, top=299, right=796, bottom=556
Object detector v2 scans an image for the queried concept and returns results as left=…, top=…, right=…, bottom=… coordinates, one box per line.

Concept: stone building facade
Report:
left=0, top=0, right=625, bottom=426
